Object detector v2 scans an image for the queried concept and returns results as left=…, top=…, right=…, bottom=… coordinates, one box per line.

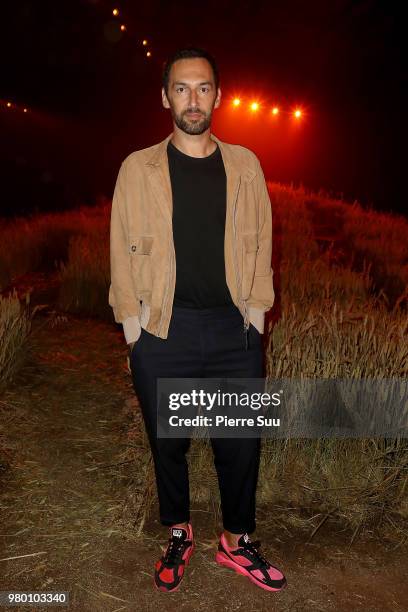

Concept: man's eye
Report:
left=201, top=87, right=209, bottom=92
left=176, top=87, right=185, bottom=93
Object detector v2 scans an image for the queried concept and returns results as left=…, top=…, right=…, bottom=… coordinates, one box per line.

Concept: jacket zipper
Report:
left=232, top=177, right=250, bottom=350
left=159, top=233, right=174, bottom=337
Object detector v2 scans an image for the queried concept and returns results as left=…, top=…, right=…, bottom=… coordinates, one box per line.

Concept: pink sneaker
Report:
left=215, top=532, right=287, bottom=592
left=154, top=523, right=194, bottom=592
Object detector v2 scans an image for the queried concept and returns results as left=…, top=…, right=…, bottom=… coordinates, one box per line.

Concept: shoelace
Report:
left=240, top=539, right=271, bottom=569
left=163, top=536, right=188, bottom=566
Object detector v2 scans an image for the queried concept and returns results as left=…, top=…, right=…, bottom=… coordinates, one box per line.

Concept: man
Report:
left=109, top=46, right=286, bottom=594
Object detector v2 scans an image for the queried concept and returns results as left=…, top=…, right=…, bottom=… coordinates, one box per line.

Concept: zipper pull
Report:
left=244, top=322, right=249, bottom=351
left=242, top=302, right=249, bottom=350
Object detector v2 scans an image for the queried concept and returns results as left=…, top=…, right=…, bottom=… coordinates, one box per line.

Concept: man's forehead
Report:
left=170, top=59, right=214, bottom=83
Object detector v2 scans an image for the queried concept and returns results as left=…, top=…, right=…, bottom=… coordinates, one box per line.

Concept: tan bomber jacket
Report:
left=109, top=132, right=275, bottom=345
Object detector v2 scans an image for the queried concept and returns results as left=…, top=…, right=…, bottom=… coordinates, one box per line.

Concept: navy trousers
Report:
left=130, top=303, right=264, bottom=534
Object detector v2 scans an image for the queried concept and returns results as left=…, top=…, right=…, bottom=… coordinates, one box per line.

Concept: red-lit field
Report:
left=0, top=183, right=407, bottom=611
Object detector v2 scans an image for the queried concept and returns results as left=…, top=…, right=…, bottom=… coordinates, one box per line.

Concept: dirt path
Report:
left=0, top=310, right=407, bottom=611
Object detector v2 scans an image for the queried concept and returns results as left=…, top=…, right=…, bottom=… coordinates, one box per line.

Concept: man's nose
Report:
left=189, top=90, right=198, bottom=106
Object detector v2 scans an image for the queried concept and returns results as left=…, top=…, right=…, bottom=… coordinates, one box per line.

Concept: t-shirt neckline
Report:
left=168, top=139, right=219, bottom=161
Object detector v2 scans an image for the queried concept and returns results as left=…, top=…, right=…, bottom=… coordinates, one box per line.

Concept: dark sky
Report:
left=1, top=0, right=406, bottom=216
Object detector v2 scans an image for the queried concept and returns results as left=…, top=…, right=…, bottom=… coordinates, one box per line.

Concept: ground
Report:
left=0, top=292, right=407, bottom=611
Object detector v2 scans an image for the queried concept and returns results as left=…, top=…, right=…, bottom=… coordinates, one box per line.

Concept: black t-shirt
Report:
left=167, top=139, right=234, bottom=308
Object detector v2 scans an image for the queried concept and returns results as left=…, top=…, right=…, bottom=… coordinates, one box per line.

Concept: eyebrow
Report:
left=173, top=81, right=213, bottom=87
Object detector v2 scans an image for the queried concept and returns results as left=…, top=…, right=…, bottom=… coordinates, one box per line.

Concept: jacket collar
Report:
left=145, top=132, right=256, bottom=183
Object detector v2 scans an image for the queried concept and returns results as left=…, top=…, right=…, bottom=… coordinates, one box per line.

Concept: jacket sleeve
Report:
left=247, top=158, right=275, bottom=312
left=122, top=315, right=142, bottom=344
left=108, top=160, right=142, bottom=327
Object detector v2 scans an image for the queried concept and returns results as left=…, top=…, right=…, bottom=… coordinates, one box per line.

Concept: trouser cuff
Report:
left=222, top=522, right=256, bottom=535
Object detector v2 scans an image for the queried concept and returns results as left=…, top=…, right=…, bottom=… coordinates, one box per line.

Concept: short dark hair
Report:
left=162, top=46, right=220, bottom=97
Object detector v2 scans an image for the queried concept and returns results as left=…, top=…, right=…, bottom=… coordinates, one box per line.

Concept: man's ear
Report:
left=214, top=87, right=222, bottom=109
left=162, top=87, right=170, bottom=109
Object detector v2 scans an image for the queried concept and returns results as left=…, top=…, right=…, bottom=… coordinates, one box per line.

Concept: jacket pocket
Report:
left=129, top=235, right=154, bottom=255
left=129, top=234, right=154, bottom=293
left=241, top=232, right=258, bottom=300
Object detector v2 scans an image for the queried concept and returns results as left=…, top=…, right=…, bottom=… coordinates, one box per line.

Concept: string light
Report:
left=1, top=99, right=29, bottom=113
left=229, top=97, right=307, bottom=120
left=108, top=7, right=152, bottom=59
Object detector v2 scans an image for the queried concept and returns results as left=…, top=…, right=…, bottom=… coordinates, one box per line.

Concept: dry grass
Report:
left=0, top=289, right=33, bottom=389
left=0, top=202, right=111, bottom=290
left=57, top=230, right=111, bottom=320
left=342, top=201, right=408, bottom=304
left=1, top=182, right=407, bottom=544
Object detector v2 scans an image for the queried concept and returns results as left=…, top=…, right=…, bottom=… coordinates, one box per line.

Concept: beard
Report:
left=170, top=103, right=213, bottom=135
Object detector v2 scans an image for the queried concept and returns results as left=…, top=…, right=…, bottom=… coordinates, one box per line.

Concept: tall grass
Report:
left=1, top=183, right=407, bottom=542
left=57, top=229, right=111, bottom=320
left=0, top=202, right=111, bottom=290
left=341, top=202, right=408, bottom=306
left=0, top=289, right=32, bottom=389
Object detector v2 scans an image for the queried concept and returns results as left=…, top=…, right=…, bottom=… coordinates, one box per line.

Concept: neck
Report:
left=170, top=128, right=216, bottom=158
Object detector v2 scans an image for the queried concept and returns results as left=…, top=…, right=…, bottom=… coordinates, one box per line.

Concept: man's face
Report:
left=162, top=57, right=221, bottom=135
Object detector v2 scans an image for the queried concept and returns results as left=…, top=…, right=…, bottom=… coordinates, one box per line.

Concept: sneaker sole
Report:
left=154, top=541, right=195, bottom=593
left=215, top=551, right=287, bottom=592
